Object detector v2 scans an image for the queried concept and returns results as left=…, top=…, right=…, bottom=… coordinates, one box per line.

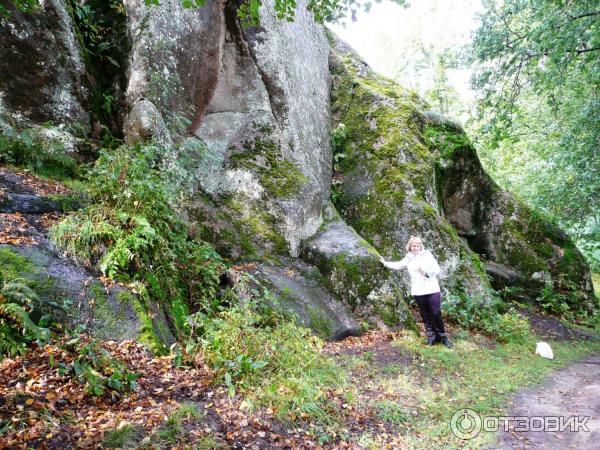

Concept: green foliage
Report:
left=470, top=0, right=600, bottom=268
left=102, top=424, right=143, bottom=449
left=51, top=143, right=225, bottom=335
left=186, top=285, right=344, bottom=424
left=152, top=403, right=203, bottom=445
left=58, top=338, right=140, bottom=396
left=233, top=0, right=408, bottom=25
left=536, top=283, right=573, bottom=319
left=376, top=400, right=412, bottom=426
left=442, top=292, right=532, bottom=343
left=0, top=128, right=79, bottom=180
left=0, top=0, right=37, bottom=17
left=575, top=221, right=600, bottom=272
left=330, top=122, right=348, bottom=172
left=484, top=312, right=531, bottom=344
left=0, top=276, right=50, bottom=358
left=65, top=0, right=128, bottom=134
left=145, top=0, right=410, bottom=27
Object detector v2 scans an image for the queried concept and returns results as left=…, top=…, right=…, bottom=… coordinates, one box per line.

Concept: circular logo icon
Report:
left=450, top=408, right=482, bottom=440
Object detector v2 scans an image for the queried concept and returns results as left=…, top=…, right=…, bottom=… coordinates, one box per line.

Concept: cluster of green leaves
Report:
left=50, top=142, right=225, bottom=330
left=182, top=281, right=344, bottom=425
left=470, top=0, right=600, bottom=267
left=536, top=283, right=575, bottom=319
left=330, top=122, right=348, bottom=169
left=147, top=0, right=407, bottom=26
left=0, top=127, right=79, bottom=180
left=53, top=337, right=140, bottom=396
left=65, top=0, right=128, bottom=132
left=442, top=292, right=531, bottom=343
left=0, top=277, right=50, bottom=358
left=330, top=123, right=348, bottom=203
left=0, top=0, right=36, bottom=17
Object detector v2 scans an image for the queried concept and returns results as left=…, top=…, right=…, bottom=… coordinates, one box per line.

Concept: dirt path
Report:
left=497, top=352, right=600, bottom=449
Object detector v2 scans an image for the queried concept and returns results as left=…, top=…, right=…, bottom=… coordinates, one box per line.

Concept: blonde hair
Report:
left=406, top=236, right=424, bottom=252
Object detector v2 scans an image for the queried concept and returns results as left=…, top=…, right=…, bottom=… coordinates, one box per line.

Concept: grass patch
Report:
left=376, top=399, right=413, bottom=426
left=145, top=403, right=205, bottom=447
left=50, top=143, right=225, bottom=342
left=191, top=289, right=346, bottom=427
left=102, top=424, right=144, bottom=448
left=368, top=331, right=600, bottom=448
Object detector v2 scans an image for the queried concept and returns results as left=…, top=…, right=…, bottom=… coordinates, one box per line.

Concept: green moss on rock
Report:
left=230, top=135, right=308, bottom=200
left=127, top=292, right=167, bottom=355
left=0, top=248, right=34, bottom=281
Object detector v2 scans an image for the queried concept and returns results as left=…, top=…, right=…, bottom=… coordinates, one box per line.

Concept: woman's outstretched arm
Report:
left=380, top=254, right=409, bottom=270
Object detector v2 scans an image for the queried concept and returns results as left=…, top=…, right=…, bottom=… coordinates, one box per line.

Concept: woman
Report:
left=380, top=236, right=452, bottom=348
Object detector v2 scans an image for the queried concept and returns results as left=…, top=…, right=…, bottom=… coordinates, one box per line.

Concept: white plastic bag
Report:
left=535, top=341, right=554, bottom=359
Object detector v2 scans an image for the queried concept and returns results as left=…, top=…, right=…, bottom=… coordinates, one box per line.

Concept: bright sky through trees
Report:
left=328, top=0, right=482, bottom=119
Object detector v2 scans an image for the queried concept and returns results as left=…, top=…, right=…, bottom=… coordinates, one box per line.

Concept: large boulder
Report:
left=428, top=116, right=595, bottom=311
left=245, top=259, right=362, bottom=340
left=0, top=0, right=88, bottom=126
left=123, top=0, right=331, bottom=259
left=0, top=244, right=175, bottom=352
left=302, top=212, right=416, bottom=330
left=191, top=0, right=331, bottom=258
left=328, top=34, right=490, bottom=300
left=123, top=0, right=224, bottom=138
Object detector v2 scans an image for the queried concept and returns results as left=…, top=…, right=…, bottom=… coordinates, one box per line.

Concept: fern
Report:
left=0, top=303, right=49, bottom=341
left=0, top=323, right=26, bottom=356
left=1, top=279, right=38, bottom=307
left=0, top=278, right=50, bottom=358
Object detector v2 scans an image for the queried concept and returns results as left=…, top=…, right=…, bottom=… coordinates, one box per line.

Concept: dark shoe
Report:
left=426, top=336, right=441, bottom=346
left=441, top=337, right=453, bottom=349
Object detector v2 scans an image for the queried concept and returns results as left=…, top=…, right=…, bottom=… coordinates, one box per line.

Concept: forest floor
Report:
left=3, top=315, right=599, bottom=449
left=2, top=166, right=600, bottom=449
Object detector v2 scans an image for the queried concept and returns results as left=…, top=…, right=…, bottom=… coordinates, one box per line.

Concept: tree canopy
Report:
left=470, top=0, right=600, bottom=268
left=2, top=0, right=407, bottom=24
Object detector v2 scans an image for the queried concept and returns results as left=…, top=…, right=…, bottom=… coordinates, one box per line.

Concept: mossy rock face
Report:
left=0, top=244, right=174, bottom=352
left=0, top=0, right=89, bottom=126
left=302, top=219, right=416, bottom=331
left=328, top=34, right=490, bottom=301
left=189, top=120, right=324, bottom=261
left=187, top=1, right=331, bottom=258
left=246, top=259, right=362, bottom=341
left=429, top=119, right=595, bottom=312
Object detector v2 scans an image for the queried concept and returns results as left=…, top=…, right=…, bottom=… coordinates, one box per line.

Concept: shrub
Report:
left=442, top=291, right=532, bottom=343
left=442, top=291, right=507, bottom=329
left=187, top=287, right=344, bottom=424
left=483, top=312, right=532, bottom=344
left=50, top=143, right=225, bottom=334
left=537, top=283, right=573, bottom=319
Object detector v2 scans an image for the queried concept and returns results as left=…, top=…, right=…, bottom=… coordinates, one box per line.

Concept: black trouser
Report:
left=413, top=292, right=446, bottom=341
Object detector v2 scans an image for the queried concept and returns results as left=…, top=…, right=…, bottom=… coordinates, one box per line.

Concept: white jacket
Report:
left=382, top=250, right=441, bottom=296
